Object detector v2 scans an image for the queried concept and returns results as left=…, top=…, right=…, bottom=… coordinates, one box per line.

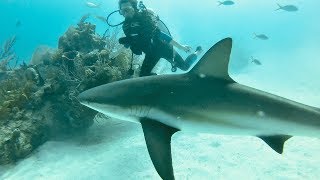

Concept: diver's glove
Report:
left=128, top=69, right=134, bottom=76
left=119, top=37, right=130, bottom=48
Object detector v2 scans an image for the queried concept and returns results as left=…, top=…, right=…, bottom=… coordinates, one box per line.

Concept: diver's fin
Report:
left=258, top=135, right=292, bottom=154
left=140, top=118, right=179, bottom=180
left=189, top=38, right=235, bottom=82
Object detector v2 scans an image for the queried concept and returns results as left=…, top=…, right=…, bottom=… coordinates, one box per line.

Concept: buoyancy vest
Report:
left=122, top=9, right=162, bottom=54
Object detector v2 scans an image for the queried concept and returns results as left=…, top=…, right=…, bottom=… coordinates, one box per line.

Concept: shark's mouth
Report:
left=81, top=101, right=151, bottom=123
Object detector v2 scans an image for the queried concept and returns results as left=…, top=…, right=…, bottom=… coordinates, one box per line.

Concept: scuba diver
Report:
left=110, top=0, right=202, bottom=77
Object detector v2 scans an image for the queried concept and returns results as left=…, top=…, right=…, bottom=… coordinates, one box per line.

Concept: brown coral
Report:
left=0, top=14, right=135, bottom=165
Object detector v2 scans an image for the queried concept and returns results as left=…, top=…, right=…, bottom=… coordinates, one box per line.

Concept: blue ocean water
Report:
left=2, top=1, right=319, bottom=67
left=1, top=0, right=319, bottom=89
left=1, top=0, right=117, bottom=61
left=1, top=0, right=320, bottom=179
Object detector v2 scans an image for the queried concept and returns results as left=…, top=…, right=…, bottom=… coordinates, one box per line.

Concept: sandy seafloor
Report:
left=0, top=115, right=320, bottom=180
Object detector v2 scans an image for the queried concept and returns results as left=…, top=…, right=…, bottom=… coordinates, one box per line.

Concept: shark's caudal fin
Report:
left=140, top=118, right=179, bottom=180
left=258, top=135, right=292, bottom=154
left=189, top=38, right=235, bottom=83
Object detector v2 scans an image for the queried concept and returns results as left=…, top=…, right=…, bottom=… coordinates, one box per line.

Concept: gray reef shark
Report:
left=78, top=38, right=320, bottom=180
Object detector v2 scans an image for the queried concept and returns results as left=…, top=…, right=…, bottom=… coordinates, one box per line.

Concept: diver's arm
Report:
left=158, top=31, right=191, bottom=53
left=109, top=35, right=133, bottom=59
left=169, top=39, right=191, bottom=53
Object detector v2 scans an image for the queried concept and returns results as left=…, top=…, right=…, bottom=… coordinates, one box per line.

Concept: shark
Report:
left=78, top=38, right=320, bottom=180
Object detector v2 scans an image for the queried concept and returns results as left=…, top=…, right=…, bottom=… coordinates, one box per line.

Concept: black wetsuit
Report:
left=120, top=10, right=190, bottom=76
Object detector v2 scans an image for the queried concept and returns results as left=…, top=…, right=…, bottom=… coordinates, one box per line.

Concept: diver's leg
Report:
left=161, top=45, right=189, bottom=71
left=184, top=46, right=202, bottom=67
left=172, top=50, right=189, bottom=71
left=140, top=54, right=160, bottom=77
left=172, top=46, right=203, bottom=71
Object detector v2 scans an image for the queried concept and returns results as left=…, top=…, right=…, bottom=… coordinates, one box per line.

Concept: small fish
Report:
left=15, top=20, right=21, bottom=27
left=253, top=33, right=269, bottom=40
left=86, top=1, right=101, bottom=8
left=94, top=15, right=107, bottom=23
left=251, top=56, right=262, bottom=65
left=275, top=4, right=298, bottom=12
left=218, top=0, right=235, bottom=6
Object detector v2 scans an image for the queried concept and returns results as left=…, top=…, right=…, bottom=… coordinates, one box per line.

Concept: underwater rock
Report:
left=58, top=22, right=106, bottom=53
left=0, top=112, right=49, bottom=164
left=62, top=50, right=80, bottom=61
left=82, top=50, right=101, bottom=66
left=30, top=45, right=56, bottom=65
left=25, top=67, right=42, bottom=85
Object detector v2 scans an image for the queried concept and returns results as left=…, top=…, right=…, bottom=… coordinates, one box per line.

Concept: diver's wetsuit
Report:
left=120, top=10, right=191, bottom=76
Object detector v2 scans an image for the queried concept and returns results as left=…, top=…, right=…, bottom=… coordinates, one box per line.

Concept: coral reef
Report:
left=0, top=16, right=133, bottom=164
left=30, top=45, right=55, bottom=66
left=58, top=18, right=106, bottom=54
left=0, top=36, right=18, bottom=71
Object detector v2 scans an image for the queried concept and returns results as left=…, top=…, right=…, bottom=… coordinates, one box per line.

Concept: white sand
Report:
left=1, top=117, right=320, bottom=180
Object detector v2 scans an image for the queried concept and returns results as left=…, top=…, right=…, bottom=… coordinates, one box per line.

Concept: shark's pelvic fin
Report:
left=258, top=135, right=292, bottom=154
left=140, top=118, right=179, bottom=180
left=189, top=37, right=235, bottom=82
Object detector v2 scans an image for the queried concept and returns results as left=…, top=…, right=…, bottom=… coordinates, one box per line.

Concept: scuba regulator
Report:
left=106, top=1, right=146, bottom=27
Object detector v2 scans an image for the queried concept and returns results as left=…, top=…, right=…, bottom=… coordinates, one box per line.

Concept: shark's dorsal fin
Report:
left=258, top=135, right=292, bottom=154
left=189, top=38, right=234, bottom=82
left=140, top=118, right=179, bottom=180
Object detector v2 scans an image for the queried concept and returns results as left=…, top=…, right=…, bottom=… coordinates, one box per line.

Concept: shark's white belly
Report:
left=88, top=103, right=319, bottom=138
left=148, top=107, right=319, bottom=137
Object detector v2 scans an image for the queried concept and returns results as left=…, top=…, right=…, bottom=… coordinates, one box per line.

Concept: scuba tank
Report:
left=138, top=1, right=172, bottom=36
left=137, top=2, right=178, bottom=72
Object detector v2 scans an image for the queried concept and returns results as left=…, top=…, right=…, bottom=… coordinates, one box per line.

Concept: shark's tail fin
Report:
left=217, top=1, right=222, bottom=6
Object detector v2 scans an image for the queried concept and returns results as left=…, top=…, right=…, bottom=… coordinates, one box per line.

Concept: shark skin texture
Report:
left=78, top=38, right=320, bottom=180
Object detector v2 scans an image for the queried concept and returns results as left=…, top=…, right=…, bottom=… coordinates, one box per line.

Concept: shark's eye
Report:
left=86, top=97, right=96, bottom=104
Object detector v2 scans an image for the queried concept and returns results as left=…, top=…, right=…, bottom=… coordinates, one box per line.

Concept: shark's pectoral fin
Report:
left=258, top=135, right=292, bottom=154
left=189, top=37, right=235, bottom=83
left=140, top=118, right=179, bottom=180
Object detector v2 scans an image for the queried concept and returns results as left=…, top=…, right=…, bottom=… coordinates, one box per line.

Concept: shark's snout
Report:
left=77, top=86, right=118, bottom=110
left=78, top=91, right=86, bottom=102
left=78, top=90, right=93, bottom=105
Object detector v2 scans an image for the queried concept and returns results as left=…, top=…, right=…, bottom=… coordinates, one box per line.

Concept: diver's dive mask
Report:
left=119, top=6, right=134, bottom=16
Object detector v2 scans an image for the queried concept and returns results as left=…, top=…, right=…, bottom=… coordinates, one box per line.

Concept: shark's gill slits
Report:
left=130, top=106, right=151, bottom=117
